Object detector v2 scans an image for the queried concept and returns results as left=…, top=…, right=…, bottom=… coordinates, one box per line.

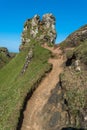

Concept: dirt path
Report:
left=21, top=46, right=64, bottom=130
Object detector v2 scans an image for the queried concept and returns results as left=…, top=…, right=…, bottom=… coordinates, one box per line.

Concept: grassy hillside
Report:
left=0, top=47, right=16, bottom=69
left=66, top=40, right=87, bottom=65
left=60, top=40, right=87, bottom=128
left=0, top=44, right=52, bottom=130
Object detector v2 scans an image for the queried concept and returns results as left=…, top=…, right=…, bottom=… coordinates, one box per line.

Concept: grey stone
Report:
left=21, top=49, right=33, bottom=74
left=49, top=112, right=61, bottom=127
left=19, top=13, right=57, bottom=51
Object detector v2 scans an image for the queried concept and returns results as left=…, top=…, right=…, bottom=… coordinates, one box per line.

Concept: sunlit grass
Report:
left=0, top=44, right=52, bottom=130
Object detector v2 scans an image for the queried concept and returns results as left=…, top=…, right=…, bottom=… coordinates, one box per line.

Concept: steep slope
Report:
left=60, top=24, right=87, bottom=49
left=21, top=46, right=64, bottom=130
left=59, top=28, right=87, bottom=128
left=0, top=13, right=57, bottom=130
left=0, top=44, right=52, bottom=130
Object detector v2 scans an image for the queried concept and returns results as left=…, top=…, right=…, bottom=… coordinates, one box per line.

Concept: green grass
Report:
left=59, top=41, right=68, bottom=50
left=74, top=40, right=87, bottom=64
left=0, top=44, right=52, bottom=130
left=0, top=48, right=16, bottom=69
left=66, top=40, right=87, bottom=65
left=0, top=52, right=10, bottom=69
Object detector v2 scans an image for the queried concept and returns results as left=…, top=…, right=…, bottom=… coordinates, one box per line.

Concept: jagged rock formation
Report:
left=19, top=13, right=56, bottom=73
left=19, top=13, right=56, bottom=51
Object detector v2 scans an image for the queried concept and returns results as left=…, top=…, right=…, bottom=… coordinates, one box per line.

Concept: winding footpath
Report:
left=21, top=46, right=64, bottom=130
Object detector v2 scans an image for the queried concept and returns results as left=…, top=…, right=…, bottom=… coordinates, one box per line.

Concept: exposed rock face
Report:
left=61, top=24, right=87, bottom=47
left=21, top=48, right=33, bottom=74
left=19, top=13, right=56, bottom=51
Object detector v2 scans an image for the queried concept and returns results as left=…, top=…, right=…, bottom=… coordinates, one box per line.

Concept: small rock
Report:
left=76, top=66, right=81, bottom=72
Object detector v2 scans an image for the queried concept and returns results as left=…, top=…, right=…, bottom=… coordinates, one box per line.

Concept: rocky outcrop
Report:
left=66, top=24, right=87, bottom=46
left=21, top=48, right=33, bottom=74
left=60, top=24, right=87, bottom=48
left=19, top=13, right=57, bottom=51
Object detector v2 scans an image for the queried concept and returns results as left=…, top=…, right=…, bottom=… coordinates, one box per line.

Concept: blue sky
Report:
left=0, top=0, right=87, bottom=52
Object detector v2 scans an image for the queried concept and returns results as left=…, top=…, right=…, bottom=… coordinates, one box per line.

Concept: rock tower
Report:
left=19, top=13, right=57, bottom=51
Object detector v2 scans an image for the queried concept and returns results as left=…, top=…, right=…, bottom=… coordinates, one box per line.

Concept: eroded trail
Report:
left=21, top=46, right=64, bottom=130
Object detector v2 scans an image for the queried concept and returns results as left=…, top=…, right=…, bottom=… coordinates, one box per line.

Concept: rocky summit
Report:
left=19, top=13, right=56, bottom=51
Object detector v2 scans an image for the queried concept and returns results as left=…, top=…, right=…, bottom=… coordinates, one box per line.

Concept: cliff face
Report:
left=19, top=13, right=57, bottom=51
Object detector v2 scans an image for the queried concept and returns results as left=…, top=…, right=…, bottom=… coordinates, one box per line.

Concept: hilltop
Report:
left=60, top=24, right=87, bottom=49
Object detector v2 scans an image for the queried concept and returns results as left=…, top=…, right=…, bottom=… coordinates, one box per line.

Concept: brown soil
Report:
left=21, top=46, right=64, bottom=130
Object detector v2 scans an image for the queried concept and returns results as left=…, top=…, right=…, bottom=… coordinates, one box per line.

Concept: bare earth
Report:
left=21, top=46, right=64, bottom=130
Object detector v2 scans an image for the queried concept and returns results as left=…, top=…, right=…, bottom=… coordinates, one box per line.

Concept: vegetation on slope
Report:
left=60, top=40, right=87, bottom=128
left=0, top=47, right=16, bottom=69
left=0, top=44, right=52, bottom=130
left=66, top=40, right=87, bottom=65
left=59, top=24, right=87, bottom=50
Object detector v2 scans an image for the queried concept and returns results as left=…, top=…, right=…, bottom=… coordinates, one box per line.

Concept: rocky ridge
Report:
left=60, top=24, right=87, bottom=48
left=19, top=13, right=56, bottom=51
